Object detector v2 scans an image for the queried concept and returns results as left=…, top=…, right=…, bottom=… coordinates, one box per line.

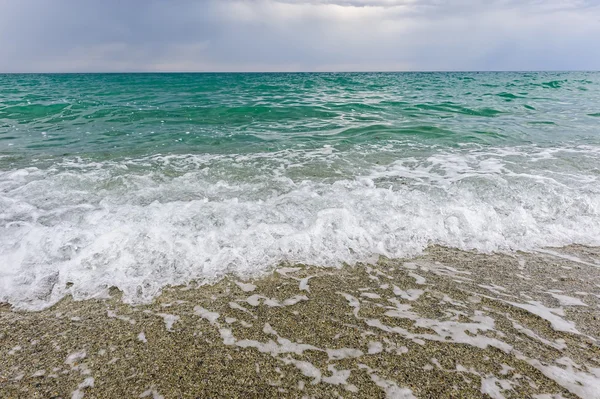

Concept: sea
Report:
left=1, top=72, right=599, bottom=310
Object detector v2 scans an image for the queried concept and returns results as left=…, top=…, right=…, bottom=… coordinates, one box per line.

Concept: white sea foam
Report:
left=506, top=301, right=579, bottom=335
left=1, top=144, right=600, bottom=310
left=548, top=293, right=588, bottom=307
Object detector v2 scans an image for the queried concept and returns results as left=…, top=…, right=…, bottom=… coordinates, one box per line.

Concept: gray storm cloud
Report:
left=0, top=0, right=599, bottom=72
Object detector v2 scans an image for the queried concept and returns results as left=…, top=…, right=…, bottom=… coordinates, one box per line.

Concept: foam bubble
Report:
left=1, top=144, right=600, bottom=310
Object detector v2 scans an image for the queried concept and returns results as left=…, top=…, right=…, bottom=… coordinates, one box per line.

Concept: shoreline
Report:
left=2, top=245, right=599, bottom=398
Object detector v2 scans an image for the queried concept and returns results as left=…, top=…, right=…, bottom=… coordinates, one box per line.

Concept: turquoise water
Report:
left=2, top=72, right=600, bottom=161
left=1, top=72, right=600, bottom=309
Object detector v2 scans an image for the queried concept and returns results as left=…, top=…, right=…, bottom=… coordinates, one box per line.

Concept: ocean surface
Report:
left=1, top=72, right=600, bottom=310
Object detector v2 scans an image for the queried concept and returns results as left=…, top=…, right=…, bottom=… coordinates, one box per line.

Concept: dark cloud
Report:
left=0, top=0, right=598, bottom=72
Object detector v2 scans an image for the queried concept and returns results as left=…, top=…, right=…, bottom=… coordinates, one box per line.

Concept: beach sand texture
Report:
left=2, top=245, right=599, bottom=398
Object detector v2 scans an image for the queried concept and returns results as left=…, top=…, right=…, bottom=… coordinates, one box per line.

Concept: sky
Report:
left=0, top=0, right=599, bottom=72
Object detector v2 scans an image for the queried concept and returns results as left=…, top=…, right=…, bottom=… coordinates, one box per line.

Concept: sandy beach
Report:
left=2, top=245, right=599, bottom=398
left=2, top=3, right=600, bottom=397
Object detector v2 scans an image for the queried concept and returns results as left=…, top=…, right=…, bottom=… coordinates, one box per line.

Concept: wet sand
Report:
left=1, top=245, right=600, bottom=398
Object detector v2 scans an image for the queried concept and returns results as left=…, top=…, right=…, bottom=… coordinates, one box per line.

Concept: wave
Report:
left=1, top=143, right=600, bottom=310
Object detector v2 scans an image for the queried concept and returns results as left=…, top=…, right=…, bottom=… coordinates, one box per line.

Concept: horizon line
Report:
left=0, top=69, right=598, bottom=75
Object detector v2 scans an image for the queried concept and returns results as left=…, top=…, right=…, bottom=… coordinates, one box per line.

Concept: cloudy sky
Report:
left=1, top=0, right=599, bottom=72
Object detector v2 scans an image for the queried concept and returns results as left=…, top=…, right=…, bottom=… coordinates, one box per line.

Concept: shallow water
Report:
left=1, top=72, right=600, bottom=309
left=2, top=246, right=599, bottom=398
